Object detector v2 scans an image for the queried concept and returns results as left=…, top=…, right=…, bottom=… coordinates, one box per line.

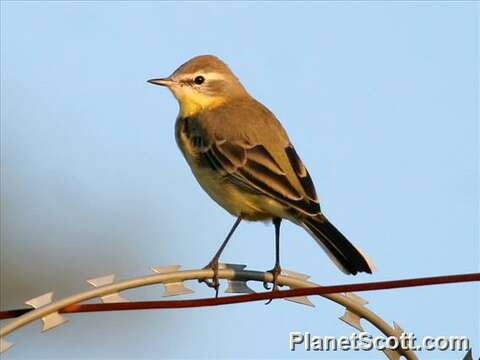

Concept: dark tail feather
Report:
left=302, top=214, right=375, bottom=275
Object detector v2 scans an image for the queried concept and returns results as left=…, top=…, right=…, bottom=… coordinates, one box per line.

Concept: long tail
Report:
left=301, top=214, right=375, bottom=275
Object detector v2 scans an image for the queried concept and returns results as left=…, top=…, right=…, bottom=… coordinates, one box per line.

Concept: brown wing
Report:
left=198, top=137, right=321, bottom=216
left=180, top=105, right=321, bottom=216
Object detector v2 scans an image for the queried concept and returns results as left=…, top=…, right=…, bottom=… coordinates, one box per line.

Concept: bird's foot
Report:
left=199, top=258, right=220, bottom=297
left=263, top=263, right=282, bottom=304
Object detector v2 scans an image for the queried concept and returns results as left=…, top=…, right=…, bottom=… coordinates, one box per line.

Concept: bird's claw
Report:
left=199, top=259, right=220, bottom=297
left=264, top=264, right=281, bottom=305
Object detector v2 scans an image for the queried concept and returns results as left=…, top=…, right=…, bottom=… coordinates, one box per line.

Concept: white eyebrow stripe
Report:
left=201, top=72, right=227, bottom=80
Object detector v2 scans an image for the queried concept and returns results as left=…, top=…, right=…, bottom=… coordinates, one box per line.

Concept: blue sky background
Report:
left=1, top=1, right=478, bottom=359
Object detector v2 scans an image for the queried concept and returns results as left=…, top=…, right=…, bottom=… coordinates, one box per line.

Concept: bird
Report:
left=148, top=55, right=375, bottom=295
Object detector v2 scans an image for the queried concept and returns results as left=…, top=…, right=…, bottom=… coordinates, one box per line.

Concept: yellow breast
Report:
left=175, top=117, right=288, bottom=221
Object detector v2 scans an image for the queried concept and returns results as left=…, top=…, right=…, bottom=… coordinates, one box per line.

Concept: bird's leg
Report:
left=264, top=218, right=282, bottom=304
left=200, top=216, right=242, bottom=297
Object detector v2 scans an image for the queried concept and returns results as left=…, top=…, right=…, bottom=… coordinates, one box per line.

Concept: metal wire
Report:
left=1, top=272, right=478, bottom=319
left=2, top=268, right=478, bottom=359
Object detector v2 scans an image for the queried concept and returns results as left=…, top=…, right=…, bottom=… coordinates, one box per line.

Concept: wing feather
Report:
left=200, top=138, right=320, bottom=216
left=181, top=108, right=321, bottom=216
left=285, top=145, right=319, bottom=205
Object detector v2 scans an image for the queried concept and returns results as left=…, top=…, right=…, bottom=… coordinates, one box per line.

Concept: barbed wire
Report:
left=1, top=266, right=478, bottom=359
left=1, top=272, right=478, bottom=319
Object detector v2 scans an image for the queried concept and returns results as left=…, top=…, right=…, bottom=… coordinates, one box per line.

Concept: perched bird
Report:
left=148, top=55, right=375, bottom=294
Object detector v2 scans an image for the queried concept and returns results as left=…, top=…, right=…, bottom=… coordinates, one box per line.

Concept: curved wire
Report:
left=4, top=268, right=477, bottom=358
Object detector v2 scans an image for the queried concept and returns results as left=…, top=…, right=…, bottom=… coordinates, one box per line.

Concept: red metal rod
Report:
left=1, top=272, right=478, bottom=320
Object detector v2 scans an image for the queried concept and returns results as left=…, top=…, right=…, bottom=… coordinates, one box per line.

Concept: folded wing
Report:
left=197, top=136, right=321, bottom=217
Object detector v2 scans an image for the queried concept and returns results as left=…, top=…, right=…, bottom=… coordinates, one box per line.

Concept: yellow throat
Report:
left=176, top=91, right=227, bottom=118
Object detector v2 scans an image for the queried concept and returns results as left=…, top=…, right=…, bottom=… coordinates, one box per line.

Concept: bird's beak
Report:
left=147, top=77, right=176, bottom=87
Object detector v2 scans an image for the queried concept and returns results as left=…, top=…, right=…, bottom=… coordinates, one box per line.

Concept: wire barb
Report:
left=339, top=292, right=369, bottom=331
left=0, top=337, right=14, bottom=353
left=281, top=269, right=315, bottom=307
left=86, top=274, right=130, bottom=303
left=339, top=309, right=364, bottom=331
left=220, top=263, right=255, bottom=294
left=25, top=292, right=68, bottom=332
left=382, top=322, right=407, bottom=360
left=151, top=265, right=194, bottom=297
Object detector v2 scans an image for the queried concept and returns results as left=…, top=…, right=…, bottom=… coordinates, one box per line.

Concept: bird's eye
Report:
left=194, top=76, right=205, bottom=85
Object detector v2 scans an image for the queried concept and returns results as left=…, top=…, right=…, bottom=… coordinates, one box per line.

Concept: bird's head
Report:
left=148, top=55, right=248, bottom=117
